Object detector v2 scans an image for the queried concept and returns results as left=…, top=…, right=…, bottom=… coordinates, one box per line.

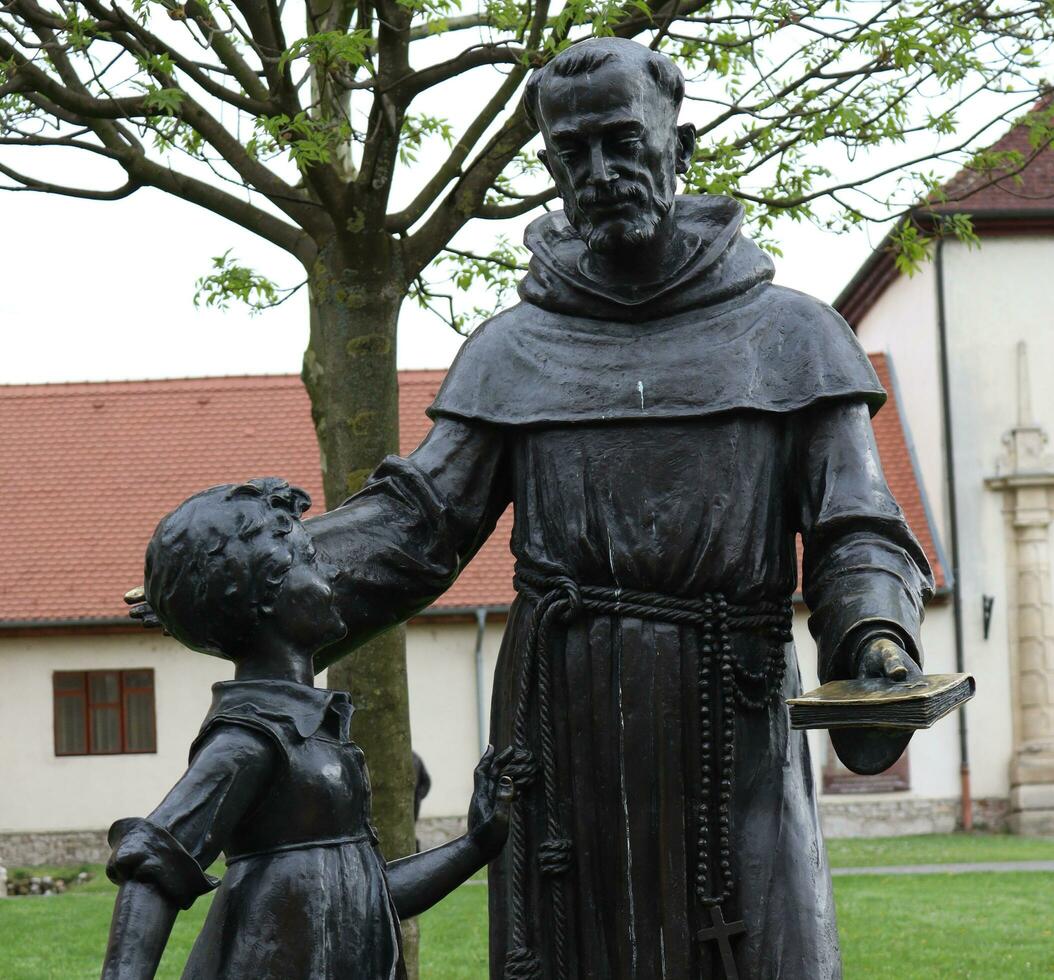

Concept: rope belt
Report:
left=504, top=567, right=794, bottom=980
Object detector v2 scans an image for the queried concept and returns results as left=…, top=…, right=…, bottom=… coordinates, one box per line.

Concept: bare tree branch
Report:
left=0, top=160, right=138, bottom=199
left=476, top=187, right=557, bottom=219
left=409, top=14, right=496, bottom=43
left=79, top=0, right=272, bottom=114
left=353, top=0, right=413, bottom=221
left=404, top=108, right=535, bottom=277
left=443, top=245, right=527, bottom=272
left=385, top=64, right=529, bottom=232
left=126, top=152, right=317, bottom=262
left=389, top=43, right=525, bottom=103
left=181, top=1, right=272, bottom=102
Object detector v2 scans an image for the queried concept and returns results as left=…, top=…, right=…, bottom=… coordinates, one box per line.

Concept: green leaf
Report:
left=140, top=86, right=186, bottom=115
left=280, top=30, right=374, bottom=74
left=194, top=251, right=283, bottom=314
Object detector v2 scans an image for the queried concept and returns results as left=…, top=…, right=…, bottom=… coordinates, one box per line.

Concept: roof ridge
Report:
left=0, top=368, right=452, bottom=397
left=0, top=374, right=301, bottom=394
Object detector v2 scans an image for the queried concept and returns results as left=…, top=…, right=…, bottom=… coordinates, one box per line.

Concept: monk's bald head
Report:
left=523, top=38, right=686, bottom=131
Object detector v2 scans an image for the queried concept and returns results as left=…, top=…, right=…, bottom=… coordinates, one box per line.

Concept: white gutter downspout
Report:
left=474, top=607, right=489, bottom=754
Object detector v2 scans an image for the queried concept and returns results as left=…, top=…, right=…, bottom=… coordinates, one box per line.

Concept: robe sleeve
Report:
left=106, top=724, right=277, bottom=908
left=796, top=400, right=934, bottom=684
left=305, top=417, right=510, bottom=666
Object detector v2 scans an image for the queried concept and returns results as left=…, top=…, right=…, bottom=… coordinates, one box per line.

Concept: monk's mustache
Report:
left=577, top=182, right=649, bottom=209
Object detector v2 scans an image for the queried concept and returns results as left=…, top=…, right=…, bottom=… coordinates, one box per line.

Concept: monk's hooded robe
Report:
left=308, top=195, right=933, bottom=980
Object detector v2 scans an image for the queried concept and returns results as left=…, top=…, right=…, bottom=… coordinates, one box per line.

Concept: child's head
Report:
left=144, top=478, right=346, bottom=662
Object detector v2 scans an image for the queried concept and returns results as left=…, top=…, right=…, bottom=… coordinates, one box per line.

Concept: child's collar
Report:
left=206, top=678, right=355, bottom=741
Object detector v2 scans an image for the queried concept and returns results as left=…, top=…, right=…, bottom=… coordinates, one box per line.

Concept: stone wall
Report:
left=2, top=820, right=473, bottom=866
left=416, top=816, right=469, bottom=852
left=418, top=799, right=1012, bottom=848
left=819, top=796, right=1008, bottom=838
left=0, top=829, right=109, bottom=868
left=0, top=799, right=1011, bottom=867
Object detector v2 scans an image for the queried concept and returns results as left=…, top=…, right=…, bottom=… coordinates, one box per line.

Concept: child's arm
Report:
left=100, top=725, right=276, bottom=977
left=386, top=746, right=527, bottom=918
left=101, top=881, right=178, bottom=979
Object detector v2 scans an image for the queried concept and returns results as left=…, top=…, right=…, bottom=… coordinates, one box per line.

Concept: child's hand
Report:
left=467, top=745, right=534, bottom=856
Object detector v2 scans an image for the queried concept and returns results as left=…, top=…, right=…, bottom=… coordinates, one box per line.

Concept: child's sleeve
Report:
left=106, top=724, right=277, bottom=909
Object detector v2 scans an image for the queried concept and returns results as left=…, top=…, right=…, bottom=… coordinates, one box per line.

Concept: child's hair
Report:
left=144, top=477, right=313, bottom=657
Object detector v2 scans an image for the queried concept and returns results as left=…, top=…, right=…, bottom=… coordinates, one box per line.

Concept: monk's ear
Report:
left=537, top=148, right=553, bottom=178
left=675, top=123, right=696, bottom=175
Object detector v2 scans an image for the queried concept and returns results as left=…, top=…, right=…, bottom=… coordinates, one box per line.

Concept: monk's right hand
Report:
left=857, top=636, right=921, bottom=683
left=123, top=587, right=166, bottom=632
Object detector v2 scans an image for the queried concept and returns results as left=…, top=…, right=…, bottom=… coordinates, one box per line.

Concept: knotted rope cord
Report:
left=505, top=567, right=793, bottom=979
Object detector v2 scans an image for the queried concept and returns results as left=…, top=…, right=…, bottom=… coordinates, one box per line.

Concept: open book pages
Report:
left=787, top=673, right=975, bottom=731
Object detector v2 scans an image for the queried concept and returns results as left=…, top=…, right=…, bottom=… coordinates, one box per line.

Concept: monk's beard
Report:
left=569, top=183, right=673, bottom=255
left=584, top=211, right=662, bottom=254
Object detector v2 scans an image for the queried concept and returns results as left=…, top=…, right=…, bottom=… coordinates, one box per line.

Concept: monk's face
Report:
left=537, top=61, right=693, bottom=255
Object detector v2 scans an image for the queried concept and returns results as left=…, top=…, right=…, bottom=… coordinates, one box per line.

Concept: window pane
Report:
left=54, top=672, right=84, bottom=692
left=91, top=706, right=121, bottom=753
left=55, top=693, right=86, bottom=754
left=89, top=672, right=119, bottom=705
left=123, top=670, right=153, bottom=690
left=124, top=690, right=156, bottom=753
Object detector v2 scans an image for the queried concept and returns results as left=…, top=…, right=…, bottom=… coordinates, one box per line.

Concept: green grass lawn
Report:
left=826, top=831, right=1054, bottom=868
left=2, top=835, right=1052, bottom=978
left=835, top=872, right=1054, bottom=978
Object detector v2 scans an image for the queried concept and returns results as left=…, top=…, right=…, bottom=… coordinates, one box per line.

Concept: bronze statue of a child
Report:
left=101, top=478, right=524, bottom=979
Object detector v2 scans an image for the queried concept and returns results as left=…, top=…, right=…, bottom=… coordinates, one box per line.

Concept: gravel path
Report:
left=830, top=860, right=1054, bottom=876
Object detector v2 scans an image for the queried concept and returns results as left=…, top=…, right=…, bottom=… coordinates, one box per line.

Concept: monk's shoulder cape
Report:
left=427, top=283, right=885, bottom=426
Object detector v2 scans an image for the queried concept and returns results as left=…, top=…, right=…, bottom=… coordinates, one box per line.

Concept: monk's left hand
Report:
left=856, top=636, right=922, bottom=683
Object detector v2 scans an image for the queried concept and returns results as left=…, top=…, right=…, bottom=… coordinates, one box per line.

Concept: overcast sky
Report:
left=1, top=13, right=991, bottom=389
left=0, top=180, right=886, bottom=386
left=4, top=4, right=1045, bottom=388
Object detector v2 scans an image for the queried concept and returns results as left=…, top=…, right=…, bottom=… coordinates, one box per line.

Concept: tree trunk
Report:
left=301, top=236, right=420, bottom=976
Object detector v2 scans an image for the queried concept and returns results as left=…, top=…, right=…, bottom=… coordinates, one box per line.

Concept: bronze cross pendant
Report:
left=697, top=906, right=746, bottom=979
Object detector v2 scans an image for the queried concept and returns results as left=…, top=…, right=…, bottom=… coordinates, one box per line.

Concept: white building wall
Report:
left=0, top=632, right=230, bottom=834
left=850, top=233, right=1054, bottom=803
left=940, top=235, right=1054, bottom=800
left=0, top=621, right=503, bottom=835
left=405, top=618, right=504, bottom=819
left=0, top=602, right=971, bottom=851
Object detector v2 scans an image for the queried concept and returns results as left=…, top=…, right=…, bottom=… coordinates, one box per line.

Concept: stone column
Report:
left=987, top=342, right=1054, bottom=833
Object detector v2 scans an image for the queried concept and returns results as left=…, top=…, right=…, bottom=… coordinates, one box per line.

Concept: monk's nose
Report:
left=588, top=140, right=617, bottom=184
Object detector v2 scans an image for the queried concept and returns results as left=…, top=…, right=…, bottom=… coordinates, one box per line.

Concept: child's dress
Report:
left=107, top=679, right=404, bottom=979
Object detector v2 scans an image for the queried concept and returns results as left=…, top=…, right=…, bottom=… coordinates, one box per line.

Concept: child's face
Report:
left=269, top=523, right=347, bottom=653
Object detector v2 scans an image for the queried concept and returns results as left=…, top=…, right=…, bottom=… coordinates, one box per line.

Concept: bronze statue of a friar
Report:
left=132, top=36, right=933, bottom=980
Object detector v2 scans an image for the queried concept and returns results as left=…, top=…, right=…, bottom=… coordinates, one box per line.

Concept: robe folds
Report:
left=106, top=682, right=402, bottom=980
left=306, top=195, right=933, bottom=979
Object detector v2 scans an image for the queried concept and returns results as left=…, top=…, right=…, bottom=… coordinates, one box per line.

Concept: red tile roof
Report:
left=869, top=354, right=945, bottom=590
left=936, top=94, right=1054, bottom=214
left=0, top=362, right=940, bottom=625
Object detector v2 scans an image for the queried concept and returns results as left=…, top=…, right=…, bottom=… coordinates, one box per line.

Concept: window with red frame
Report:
left=53, top=670, right=156, bottom=756
left=823, top=734, right=910, bottom=793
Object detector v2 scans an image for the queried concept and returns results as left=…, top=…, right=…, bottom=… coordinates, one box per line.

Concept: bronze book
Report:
left=787, top=673, right=975, bottom=731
